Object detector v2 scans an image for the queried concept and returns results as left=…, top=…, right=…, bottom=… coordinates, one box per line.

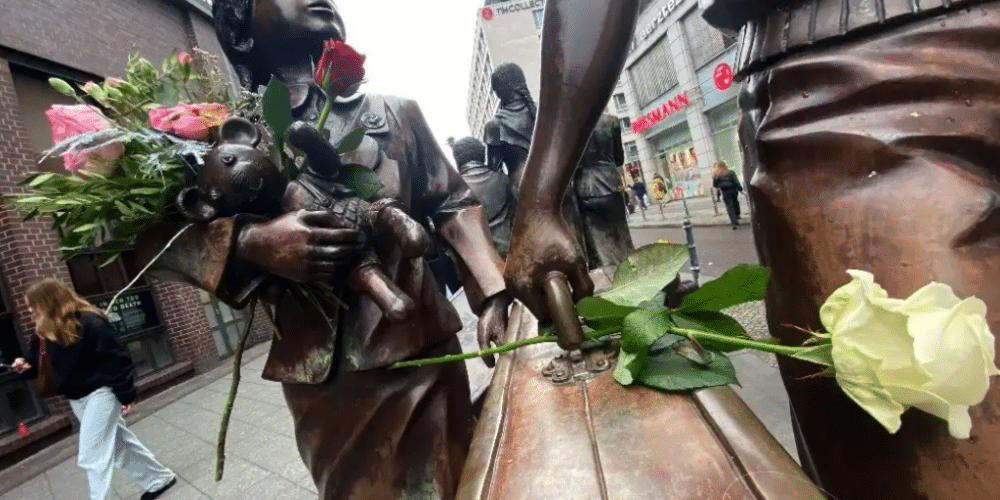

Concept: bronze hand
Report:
left=237, top=210, right=363, bottom=282
left=476, top=292, right=512, bottom=368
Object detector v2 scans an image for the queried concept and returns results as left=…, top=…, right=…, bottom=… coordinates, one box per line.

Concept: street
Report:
left=630, top=223, right=758, bottom=278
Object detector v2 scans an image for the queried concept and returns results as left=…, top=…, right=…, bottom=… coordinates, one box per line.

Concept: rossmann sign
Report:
left=631, top=91, right=689, bottom=134
left=482, top=0, right=544, bottom=19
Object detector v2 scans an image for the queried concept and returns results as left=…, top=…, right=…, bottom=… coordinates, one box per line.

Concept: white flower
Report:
left=821, top=270, right=1000, bottom=439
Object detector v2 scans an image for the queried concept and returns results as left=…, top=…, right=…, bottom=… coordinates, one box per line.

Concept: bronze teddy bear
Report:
left=177, top=117, right=429, bottom=321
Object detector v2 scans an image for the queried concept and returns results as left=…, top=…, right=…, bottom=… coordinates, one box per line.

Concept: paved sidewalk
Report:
left=0, top=288, right=796, bottom=500
left=0, top=344, right=316, bottom=500
left=627, top=194, right=752, bottom=228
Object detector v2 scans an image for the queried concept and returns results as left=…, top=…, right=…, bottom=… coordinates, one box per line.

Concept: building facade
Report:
left=466, top=0, right=546, bottom=139
left=467, top=0, right=740, bottom=202
left=613, top=0, right=740, bottom=201
left=0, top=0, right=271, bottom=463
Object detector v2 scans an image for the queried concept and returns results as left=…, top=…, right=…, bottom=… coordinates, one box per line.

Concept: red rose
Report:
left=482, top=7, right=494, bottom=20
left=315, top=40, right=366, bottom=98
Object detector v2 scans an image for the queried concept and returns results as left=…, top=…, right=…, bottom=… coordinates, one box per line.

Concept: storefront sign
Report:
left=631, top=91, right=689, bottom=134
left=482, top=0, right=544, bottom=19
left=713, top=62, right=733, bottom=91
left=629, top=0, right=687, bottom=52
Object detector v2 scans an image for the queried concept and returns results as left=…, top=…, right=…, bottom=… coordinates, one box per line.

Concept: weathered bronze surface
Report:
left=458, top=269, right=826, bottom=500
left=574, top=113, right=635, bottom=269
left=135, top=1, right=512, bottom=498
left=707, top=1, right=1000, bottom=498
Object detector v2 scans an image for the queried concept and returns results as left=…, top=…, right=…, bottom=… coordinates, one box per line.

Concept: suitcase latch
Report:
left=541, top=339, right=620, bottom=385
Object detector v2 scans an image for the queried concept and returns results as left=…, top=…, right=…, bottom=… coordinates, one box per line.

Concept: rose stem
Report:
left=389, top=326, right=621, bottom=369
left=216, top=297, right=257, bottom=482
left=668, top=326, right=827, bottom=362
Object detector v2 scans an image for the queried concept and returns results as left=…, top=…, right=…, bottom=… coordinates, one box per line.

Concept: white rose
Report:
left=820, top=270, right=1000, bottom=439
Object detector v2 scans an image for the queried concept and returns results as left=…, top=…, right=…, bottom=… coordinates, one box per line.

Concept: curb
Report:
left=0, top=342, right=272, bottom=496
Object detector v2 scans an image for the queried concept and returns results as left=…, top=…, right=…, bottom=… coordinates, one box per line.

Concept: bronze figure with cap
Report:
left=136, top=1, right=511, bottom=498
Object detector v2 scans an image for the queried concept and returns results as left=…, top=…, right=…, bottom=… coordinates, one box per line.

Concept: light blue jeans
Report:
left=69, top=387, right=175, bottom=500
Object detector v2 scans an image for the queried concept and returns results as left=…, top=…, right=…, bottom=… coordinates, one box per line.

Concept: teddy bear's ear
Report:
left=218, top=117, right=261, bottom=147
left=176, top=187, right=217, bottom=223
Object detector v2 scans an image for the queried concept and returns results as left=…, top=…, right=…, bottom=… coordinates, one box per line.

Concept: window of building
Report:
left=707, top=100, right=743, bottom=174
left=0, top=276, right=46, bottom=437
left=533, top=8, right=545, bottom=29
left=628, top=36, right=678, bottom=107
left=613, top=93, right=628, bottom=113
left=198, top=290, right=249, bottom=359
left=638, top=0, right=657, bottom=15
left=70, top=251, right=175, bottom=376
left=620, top=117, right=632, bottom=132
left=683, top=10, right=737, bottom=69
left=623, top=141, right=640, bottom=163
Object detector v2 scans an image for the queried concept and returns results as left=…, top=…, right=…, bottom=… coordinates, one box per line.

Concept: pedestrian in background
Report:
left=4, top=279, right=177, bottom=500
left=632, top=180, right=648, bottom=210
left=712, top=161, right=743, bottom=229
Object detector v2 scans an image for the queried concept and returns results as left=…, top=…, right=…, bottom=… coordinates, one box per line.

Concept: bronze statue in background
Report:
left=137, top=0, right=512, bottom=498
left=574, top=113, right=634, bottom=269
left=700, top=1, right=1000, bottom=498
left=484, top=62, right=588, bottom=258
left=451, top=137, right=514, bottom=256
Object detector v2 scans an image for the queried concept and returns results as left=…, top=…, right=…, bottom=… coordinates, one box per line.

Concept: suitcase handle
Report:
left=544, top=272, right=585, bottom=351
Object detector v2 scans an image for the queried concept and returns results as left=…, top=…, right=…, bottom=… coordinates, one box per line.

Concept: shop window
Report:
left=683, top=10, right=734, bottom=69
left=0, top=276, right=45, bottom=436
left=628, top=36, right=678, bottom=107
left=198, top=290, right=249, bottom=359
left=69, top=251, right=175, bottom=377
left=614, top=93, right=628, bottom=113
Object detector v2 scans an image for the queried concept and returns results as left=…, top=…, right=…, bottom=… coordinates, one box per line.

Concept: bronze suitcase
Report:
left=458, top=272, right=825, bottom=500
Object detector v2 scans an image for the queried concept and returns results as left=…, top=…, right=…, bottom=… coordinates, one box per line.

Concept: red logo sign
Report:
left=631, top=91, right=690, bottom=134
left=713, top=62, right=733, bottom=91
left=482, top=7, right=494, bottom=20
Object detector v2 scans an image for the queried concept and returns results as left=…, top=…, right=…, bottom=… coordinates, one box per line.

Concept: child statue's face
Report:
left=252, top=0, right=345, bottom=46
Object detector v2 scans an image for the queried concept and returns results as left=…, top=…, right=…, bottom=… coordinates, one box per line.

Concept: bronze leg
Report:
left=741, top=4, right=1000, bottom=499
left=281, top=338, right=473, bottom=500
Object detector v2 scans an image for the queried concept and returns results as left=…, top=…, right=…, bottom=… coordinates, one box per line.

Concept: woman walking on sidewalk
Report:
left=4, top=279, right=176, bottom=500
left=712, top=161, right=744, bottom=229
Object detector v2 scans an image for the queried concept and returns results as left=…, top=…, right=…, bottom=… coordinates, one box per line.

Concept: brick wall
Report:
left=0, top=58, right=76, bottom=420
left=0, top=0, right=195, bottom=79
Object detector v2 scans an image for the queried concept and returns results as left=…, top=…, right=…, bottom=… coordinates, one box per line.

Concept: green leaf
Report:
left=575, top=296, right=635, bottom=331
left=613, top=307, right=672, bottom=385
left=635, top=349, right=740, bottom=392
left=599, top=243, right=690, bottom=307
left=26, top=173, right=56, bottom=187
left=336, top=128, right=367, bottom=154
left=671, top=311, right=751, bottom=352
left=130, top=188, right=162, bottom=196
left=677, top=264, right=770, bottom=313
left=790, top=343, right=834, bottom=367
left=72, top=222, right=101, bottom=234
left=262, top=76, right=293, bottom=137
left=339, top=165, right=384, bottom=200
left=152, top=81, right=179, bottom=107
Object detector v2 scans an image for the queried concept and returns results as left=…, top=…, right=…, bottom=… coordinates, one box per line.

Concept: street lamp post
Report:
left=680, top=196, right=700, bottom=286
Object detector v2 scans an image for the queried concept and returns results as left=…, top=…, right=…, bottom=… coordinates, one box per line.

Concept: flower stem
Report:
left=668, top=326, right=806, bottom=358
left=389, top=326, right=620, bottom=370
left=315, top=91, right=333, bottom=131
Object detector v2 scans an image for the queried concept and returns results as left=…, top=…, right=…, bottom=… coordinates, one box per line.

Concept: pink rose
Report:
left=148, top=103, right=229, bottom=140
left=178, top=52, right=193, bottom=65
left=45, top=104, right=123, bottom=174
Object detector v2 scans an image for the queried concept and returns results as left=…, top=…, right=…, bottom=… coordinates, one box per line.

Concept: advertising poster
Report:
left=667, top=146, right=702, bottom=200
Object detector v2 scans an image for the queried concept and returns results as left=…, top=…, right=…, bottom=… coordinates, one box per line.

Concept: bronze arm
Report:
left=504, top=0, right=640, bottom=321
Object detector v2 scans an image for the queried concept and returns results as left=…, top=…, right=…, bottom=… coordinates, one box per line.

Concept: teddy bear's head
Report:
left=177, top=117, right=287, bottom=222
